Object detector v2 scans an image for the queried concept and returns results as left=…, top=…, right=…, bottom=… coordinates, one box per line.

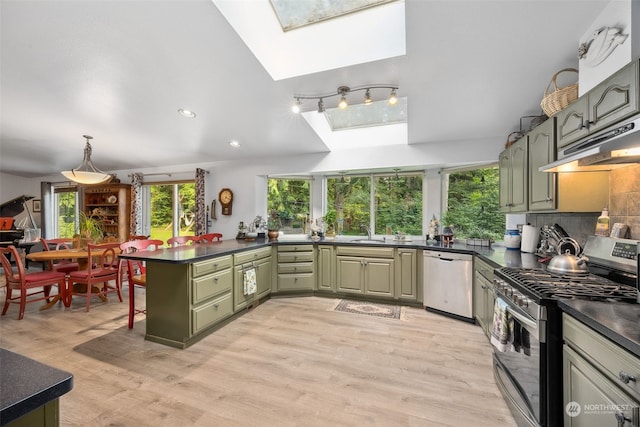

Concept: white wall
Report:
left=0, top=172, right=42, bottom=228
left=4, top=137, right=501, bottom=239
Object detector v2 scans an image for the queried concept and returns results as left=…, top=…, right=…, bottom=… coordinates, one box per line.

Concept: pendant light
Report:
left=61, top=135, right=112, bottom=185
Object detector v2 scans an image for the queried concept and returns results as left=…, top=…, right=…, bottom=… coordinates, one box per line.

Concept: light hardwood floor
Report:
left=0, top=285, right=516, bottom=426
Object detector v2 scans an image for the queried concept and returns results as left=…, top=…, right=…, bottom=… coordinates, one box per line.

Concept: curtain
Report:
left=195, top=168, right=206, bottom=236
left=130, top=173, right=144, bottom=237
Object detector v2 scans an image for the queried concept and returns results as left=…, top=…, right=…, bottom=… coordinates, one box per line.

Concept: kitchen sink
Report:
left=351, top=239, right=386, bottom=243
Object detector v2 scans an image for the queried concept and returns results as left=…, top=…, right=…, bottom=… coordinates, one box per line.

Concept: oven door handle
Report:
left=505, top=306, right=538, bottom=334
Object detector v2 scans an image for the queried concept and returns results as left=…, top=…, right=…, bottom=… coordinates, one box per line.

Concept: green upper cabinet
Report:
left=499, top=136, right=528, bottom=212
left=528, top=118, right=556, bottom=211
left=557, top=59, right=639, bottom=150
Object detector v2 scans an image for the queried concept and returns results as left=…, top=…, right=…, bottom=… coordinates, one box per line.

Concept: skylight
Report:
left=269, top=0, right=395, bottom=32
left=211, top=0, right=406, bottom=80
left=302, top=97, right=408, bottom=151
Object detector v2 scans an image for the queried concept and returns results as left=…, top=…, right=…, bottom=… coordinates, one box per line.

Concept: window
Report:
left=53, top=185, right=78, bottom=238
left=443, top=167, right=504, bottom=240
left=327, top=172, right=423, bottom=237
left=267, top=178, right=311, bottom=234
left=143, top=182, right=196, bottom=242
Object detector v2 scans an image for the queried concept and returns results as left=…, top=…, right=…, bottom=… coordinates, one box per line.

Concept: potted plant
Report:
left=323, top=209, right=337, bottom=237
left=267, top=211, right=281, bottom=240
left=75, top=211, right=104, bottom=248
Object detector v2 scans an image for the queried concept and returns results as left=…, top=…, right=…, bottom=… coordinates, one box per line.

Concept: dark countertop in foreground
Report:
left=0, top=348, right=73, bottom=425
left=558, top=299, right=640, bottom=358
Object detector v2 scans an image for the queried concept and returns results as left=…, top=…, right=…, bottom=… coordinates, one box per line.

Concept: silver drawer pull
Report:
left=214, top=277, right=218, bottom=282
left=213, top=304, right=219, bottom=310
left=619, top=371, right=636, bottom=384
left=213, top=263, right=218, bottom=268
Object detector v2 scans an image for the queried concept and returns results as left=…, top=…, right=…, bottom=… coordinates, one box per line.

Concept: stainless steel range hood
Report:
left=540, top=114, right=640, bottom=172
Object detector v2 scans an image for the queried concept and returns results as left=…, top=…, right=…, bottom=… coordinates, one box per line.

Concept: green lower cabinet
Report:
left=336, top=255, right=394, bottom=297
left=5, top=400, right=59, bottom=427
left=234, top=256, right=271, bottom=311
left=395, top=249, right=417, bottom=300
left=275, top=246, right=315, bottom=292
left=317, top=245, right=335, bottom=292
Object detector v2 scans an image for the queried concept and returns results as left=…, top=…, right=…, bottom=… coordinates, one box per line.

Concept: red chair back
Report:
left=0, top=246, right=22, bottom=288
left=167, top=236, right=197, bottom=247
left=40, top=237, right=79, bottom=273
left=197, top=233, right=223, bottom=243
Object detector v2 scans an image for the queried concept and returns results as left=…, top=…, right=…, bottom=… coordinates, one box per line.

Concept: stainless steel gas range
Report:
left=492, top=236, right=639, bottom=427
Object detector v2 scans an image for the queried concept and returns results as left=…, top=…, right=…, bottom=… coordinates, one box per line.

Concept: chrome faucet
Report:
left=360, top=224, right=372, bottom=239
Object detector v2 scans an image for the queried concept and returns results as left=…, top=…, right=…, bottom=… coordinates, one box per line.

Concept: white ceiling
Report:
left=0, top=0, right=609, bottom=178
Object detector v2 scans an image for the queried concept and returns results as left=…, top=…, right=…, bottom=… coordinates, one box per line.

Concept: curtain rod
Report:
left=127, top=170, right=209, bottom=178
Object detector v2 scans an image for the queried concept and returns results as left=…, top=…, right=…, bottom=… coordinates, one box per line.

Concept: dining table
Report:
left=26, top=247, right=121, bottom=310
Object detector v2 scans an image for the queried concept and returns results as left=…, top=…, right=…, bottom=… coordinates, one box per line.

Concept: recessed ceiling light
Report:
left=178, top=109, right=196, bottom=118
left=229, top=140, right=240, bottom=148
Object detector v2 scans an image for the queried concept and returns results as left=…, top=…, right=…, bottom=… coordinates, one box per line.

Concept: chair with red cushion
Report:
left=0, top=245, right=68, bottom=319
left=167, top=236, right=197, bottom=247
left=119, top=239, right=164, bottom=328
left=196, top=233, right=223, bottom=243
left=67, top=242, right=122, bottom=311
left=128, top=235, right=149, bottom=241
left=40, top=237, right=80, bottom=274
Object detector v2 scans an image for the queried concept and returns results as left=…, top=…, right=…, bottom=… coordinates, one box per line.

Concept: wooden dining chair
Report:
left=40, top=237, right=80, bottom=274
left=0, top=246, right=68, bottom=319
left=197, top=233, right=223, bottom=243
left=119, top=239, right=164, bottom=328
left=128, top=235, right=149, bottom=241
left=66, top=242, right=122, bottom=311
left=167, top=236, right=198, bottom=247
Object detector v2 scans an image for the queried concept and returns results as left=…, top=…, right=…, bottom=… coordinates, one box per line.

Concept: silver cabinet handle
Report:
left=213, top=304, right=219, bottom=310
left=615, top=410, right=631, bottom=426
left=619, top=371, right=637, bottom=384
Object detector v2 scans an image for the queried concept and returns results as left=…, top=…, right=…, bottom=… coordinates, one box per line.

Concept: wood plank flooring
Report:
left=0, top=285, right=516, bottom=426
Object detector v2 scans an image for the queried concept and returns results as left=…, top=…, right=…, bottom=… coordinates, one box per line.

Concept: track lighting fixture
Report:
left=291, top=84, right=399, bottom=113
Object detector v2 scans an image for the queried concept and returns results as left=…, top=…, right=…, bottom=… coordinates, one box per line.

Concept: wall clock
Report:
left=218, top=188, right=233, bottom=215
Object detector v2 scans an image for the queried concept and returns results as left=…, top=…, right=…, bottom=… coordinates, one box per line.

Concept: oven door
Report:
left=493, top=299, right=543, bottom=427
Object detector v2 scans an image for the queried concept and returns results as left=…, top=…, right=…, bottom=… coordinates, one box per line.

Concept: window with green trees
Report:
left=147, top=182, right=195, bottom=242
left=326, top=173, right=423, bottom=236
left=267, top=178, right=311, bottom=233
left=55, top=187, right=78, bottom=238
left=443, top=167, right=504, bottom=241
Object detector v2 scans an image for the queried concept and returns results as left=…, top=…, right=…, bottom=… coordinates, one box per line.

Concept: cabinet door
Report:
left=563, top=345, right=640, bottom=426
left=509, top=139, right=528, bottom=212
left=556, top=96, right=589, bottom=150
left=498, top=149, right=512, bottom=212
left=528, top=119, right=556, bottom=211
left=336, top=256, right=364, bottom=294
left=317, top=245, right=335, bottom=292
left=364, top=258, right=394, bottom=297
left=473, top=270, right=487, bottom=332
left=588, top=59, right=639, bottom=135
left=256, top=257, right=272, bottom=299
left=483, top=279, right=495, bottom=337
left=396, top=249, right=417, bottom=300
left=234, top=266, right=257, bottom=311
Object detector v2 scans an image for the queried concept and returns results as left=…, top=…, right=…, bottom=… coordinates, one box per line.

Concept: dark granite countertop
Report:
left=558, top=300, right=640, bottom=358
left=0, top=348, right=73, bottom=425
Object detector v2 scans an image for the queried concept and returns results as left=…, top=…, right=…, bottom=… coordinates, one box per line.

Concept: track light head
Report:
left=388, top=88, right=398, bottom=105
left=317, top=98, right=325, bottom=113
left=291, top=98, right=302, bottom=114
left=364, top=89, right=373, bottom=105
left=338, top=95, right=348, bottom=110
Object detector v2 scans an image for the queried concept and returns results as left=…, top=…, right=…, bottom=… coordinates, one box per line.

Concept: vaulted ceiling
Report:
left=0, top=0, right=609, bottom=178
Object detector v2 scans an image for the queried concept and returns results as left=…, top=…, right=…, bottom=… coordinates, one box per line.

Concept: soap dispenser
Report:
left=595, top=207, right=610, bottom=236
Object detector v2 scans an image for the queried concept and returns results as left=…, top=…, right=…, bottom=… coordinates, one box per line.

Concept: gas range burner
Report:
left=497, top=267, right=638, bottom=303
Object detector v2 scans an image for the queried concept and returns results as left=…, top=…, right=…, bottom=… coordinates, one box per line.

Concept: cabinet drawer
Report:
left=191, top=292, right=232, bottom=334
left=277, top=244, right=313, bottom=252
left=277, top=273, right=315, bottom=291
left=563, top=314, right=640, bottom=401
left=234, top=247, right=272, bottom=265
left=192, top=255, right=232, bottom=277
left=336, top=246, right=394, bottom=258
left=277, top=261, right=314, bottom=274
left=278, top=251, right=314, bottom=263
left=192, top=268, right=232, bottom=304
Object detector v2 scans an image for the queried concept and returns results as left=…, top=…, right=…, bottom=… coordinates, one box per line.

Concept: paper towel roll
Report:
left=521, top=225, right=540, bottom=253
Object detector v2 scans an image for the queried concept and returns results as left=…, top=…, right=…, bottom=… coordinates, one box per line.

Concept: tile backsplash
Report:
left=526, top=164, right=640, bottom=246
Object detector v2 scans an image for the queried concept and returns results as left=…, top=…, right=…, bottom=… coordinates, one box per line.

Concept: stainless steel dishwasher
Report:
left=423, top=251, right=473, bottom=321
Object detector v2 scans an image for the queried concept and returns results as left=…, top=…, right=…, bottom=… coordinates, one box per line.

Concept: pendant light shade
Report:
left=61, top=135, right=112, bottom=185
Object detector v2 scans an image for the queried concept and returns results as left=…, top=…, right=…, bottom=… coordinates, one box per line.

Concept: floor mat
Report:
left=334, top=299, right=401, bottom=319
